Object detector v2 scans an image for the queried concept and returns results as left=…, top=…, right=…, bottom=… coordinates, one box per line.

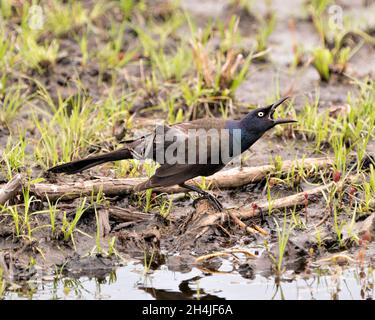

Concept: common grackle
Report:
left=48, top=97, right=296, bottom=210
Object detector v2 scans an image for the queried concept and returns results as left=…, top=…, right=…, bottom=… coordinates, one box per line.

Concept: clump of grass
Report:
left=107, top=237, right=117, bottom=257
left=273, top=156, right=283, bottom=172
left=0, top=86, right=28, bottom=128
left=3, top=204, right=21, bottom=237
left=305, top=0, right=370, bottom=81
left=217, top=15, right=242, bottom=53
left=255, top=12, right=276, bottom=56
left=279, top=80, right=375, bottom=153
left=143, top=249, right=155, bottom=275
left=62, top=197, right=89, bottom=246
left=296, top=98, right=330, bottom=151
left=162, top=96, right=184, bottom=124
left=19, top=34, right=60, bottom=73
left=265, top=213, right=294, bottom=278
left=45, top=1, right=88, bottom=36
left=135, top=12, right=189, bottom=82
left=139, top=160, right=158, bottom=212
left=290, top=205, right=306, bottom=230
left=320, top=180, right=352, bottom=248
left=117, top=0, right=140, bottom=20
left=331, top=135, right=350, bottom=178
left=91, top=188, right=108, bottom=255
left=0, top=0, right=12, bottom=19
left=0, top=29, right=16, bottom=74
left=312, top=44, right=354, bottom=81
left=190, top=32, right=251, bottom=95
left=308, top=1, right=370, bottom=82
left=184, top=28, right=253, bottom=119
left=44, top=0, right=108, bottom=37
left=46, top=196, right=59, bottom=237
left=158, top=198, right=173, bottom=219
left=150, top=45, right=192, bottom=82
left=359, top=164, right=375, bottom=214
left=33, top=87, right=109, bottom=169
left=1, top=133, right=27, bottom=179
left=119, top=0, right=176, bottom=22
left=0, top=177, right=44, bottom=239
left=312, top=47, right=333, bottom=82
left=274, top=215, right=294, bottom=275
left=77, top=31, right=89, bottom=66
left=96, top=21, right=138, bottom=71
left=196, top=176, right=211, bottom=192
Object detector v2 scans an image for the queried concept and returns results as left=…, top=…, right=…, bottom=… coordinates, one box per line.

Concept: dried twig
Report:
left=0, top=174, right=23, bottom=205
left=227, top=210, right=266, bottom=236
left=191, top=175, right=361, bottom=235
left=32, top=157, right=334, bottom=201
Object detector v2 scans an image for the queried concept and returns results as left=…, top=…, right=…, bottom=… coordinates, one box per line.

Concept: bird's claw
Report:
left=205, top=194, right=223, bottom=211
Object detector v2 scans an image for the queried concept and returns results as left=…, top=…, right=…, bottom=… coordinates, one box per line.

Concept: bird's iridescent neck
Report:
left=225, top=119, right=263, bottom=152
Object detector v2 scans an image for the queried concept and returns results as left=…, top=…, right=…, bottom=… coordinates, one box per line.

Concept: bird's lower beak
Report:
left=270, top=96, right=298, bottom=125
left=274, top=118, right=298, bottom=124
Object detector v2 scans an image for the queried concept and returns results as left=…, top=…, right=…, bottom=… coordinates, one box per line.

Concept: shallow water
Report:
left=4, top=261, right=374, bottom=300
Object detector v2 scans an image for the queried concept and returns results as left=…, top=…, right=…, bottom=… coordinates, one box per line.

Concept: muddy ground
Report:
left=0, top=0, right=375, bottom=299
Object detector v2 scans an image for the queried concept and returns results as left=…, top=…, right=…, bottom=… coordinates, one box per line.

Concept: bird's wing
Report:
left=134, top=118, right=228, bottom=190
left=173, top=118, right=227, bottom=132
left=127, top=118, right=227, bottom=151
left=134, top=162, right=217, bottom=191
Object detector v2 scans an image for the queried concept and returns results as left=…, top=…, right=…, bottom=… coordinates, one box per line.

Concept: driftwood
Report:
left=31, top=157, right=334, bottom=201
left=97, top=208, right=111, bottom=237
left=106, top=206, right=152, bottom=222
left=0, top=174, right=23, bottom=205
left=59, top=203, right=151, bottom=223
left=179, top=180, right=338, bottom=242
left=187, top=175, right=362, bottom=235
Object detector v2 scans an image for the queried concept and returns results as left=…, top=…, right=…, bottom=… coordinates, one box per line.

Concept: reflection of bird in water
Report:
left=140, top=276, right=225, bottom=300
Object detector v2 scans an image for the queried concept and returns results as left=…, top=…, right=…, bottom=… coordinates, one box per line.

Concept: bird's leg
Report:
left=179, top=183, right=223, bottom=211
left=259, top=206, right=265, bottom=224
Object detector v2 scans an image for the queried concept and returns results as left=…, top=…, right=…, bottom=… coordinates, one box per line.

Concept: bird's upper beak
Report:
left=268, top=96, right=297, bottom=125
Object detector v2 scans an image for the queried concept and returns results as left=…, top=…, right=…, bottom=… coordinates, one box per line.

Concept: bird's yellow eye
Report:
left=257, top=111, right=264, bottom=117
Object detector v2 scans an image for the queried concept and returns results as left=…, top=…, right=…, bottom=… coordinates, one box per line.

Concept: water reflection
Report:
left=140, top=275, right=225, bottom=300
left=3, top=262, right=374, bottom=300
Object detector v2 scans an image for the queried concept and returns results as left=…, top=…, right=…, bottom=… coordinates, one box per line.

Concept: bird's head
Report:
left=241, top=97, right=297, bottom=133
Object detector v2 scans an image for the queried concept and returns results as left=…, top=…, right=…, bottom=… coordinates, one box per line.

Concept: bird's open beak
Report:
left=269, top=96, right=297, bottom=125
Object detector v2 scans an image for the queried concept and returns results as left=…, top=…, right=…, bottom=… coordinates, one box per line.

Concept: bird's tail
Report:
left=47, top=148, right=133, bottom=174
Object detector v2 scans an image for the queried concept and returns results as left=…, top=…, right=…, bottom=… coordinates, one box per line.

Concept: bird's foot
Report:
left=203, top=193, right=223, bottom=211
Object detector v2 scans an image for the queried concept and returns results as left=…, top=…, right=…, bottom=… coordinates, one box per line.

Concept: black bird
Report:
left=48, top=97, right=296, bottom=210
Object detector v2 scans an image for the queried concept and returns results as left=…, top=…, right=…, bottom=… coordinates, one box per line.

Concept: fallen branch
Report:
left=107, top=206, right=152, bottom=222
left=237, top=182, right=338, bottom=219
left=60, top=203, right=151, bottom=223
left=190, top=175, right=362, bottom=234
left=32, top=157, right=334, bottom=200
left=0, top=174, right=23, bottom=206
